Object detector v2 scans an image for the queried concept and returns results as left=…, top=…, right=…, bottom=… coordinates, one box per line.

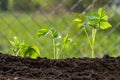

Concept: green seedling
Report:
left=37, top=28, right=72, bottom=59
left=9, top=36, right=40, bottom=59
left=9, top=36, right=20, bottom=56
left=74, top=8, right=111, bottom=58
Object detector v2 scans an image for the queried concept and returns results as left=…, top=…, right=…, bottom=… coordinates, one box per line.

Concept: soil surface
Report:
left=0, top=53, right=120, bottom=80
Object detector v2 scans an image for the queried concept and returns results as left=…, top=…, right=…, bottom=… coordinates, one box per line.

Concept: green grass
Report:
left=0, top=11, right=120, bottom=58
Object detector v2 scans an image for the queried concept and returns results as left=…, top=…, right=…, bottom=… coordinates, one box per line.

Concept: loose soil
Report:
left=0, top=53, right=120, bottom=80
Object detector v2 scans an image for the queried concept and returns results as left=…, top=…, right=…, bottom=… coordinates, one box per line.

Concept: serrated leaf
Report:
left=37, top=28, right=49, bottom=37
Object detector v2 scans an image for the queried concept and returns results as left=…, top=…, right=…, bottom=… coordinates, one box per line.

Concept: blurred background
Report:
left=0, top=0, right=120, bottom=58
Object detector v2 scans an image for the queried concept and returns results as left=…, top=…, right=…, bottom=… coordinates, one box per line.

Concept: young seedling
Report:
left=9, top=36, right=20, bottom=56
left=37, top=28, right=72, bottom=59
left=9, top=36, right=40, bottom=59
left=59, top=34, right=72, bottom=58
left=74, top=8, right=111, bottom=58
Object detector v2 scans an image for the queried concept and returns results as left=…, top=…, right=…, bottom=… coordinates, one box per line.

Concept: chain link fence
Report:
left=0, top=0, right=120, bottom=58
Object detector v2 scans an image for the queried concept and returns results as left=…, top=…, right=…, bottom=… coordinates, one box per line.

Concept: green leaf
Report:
left=37, top=28, right=49, bottom=37
left=74, top=18, right=82, bottom=22
left=31, top=45, right=40, bottom=55
left=98, top=8, right=108, bottom=21
left=9, top=36, right=20, bottom=54
left=19, top=43, right=29, bottom=57
left=56, top=42, right=60, bottom=47
left=83, top=22, right=90, bottom=27
left=28, top=46, right=40, bottom=59
left=98, top=21, right=111, bottom=29
left=51, top=29, right=59, bottom=39
left=74, top=14, right=86, bottom=28
left=97, top=8, right=112, bottom=29
left=13, top=36, right=18, bottom=42
left=78, top=14, right=86, bottom=22
left=78, top=23, right=83, bottom=28
left=63, top=34, right=72, bottom=51
left=64, top=34, right=72, bottom=44
left=9, top=40, right=15, bottom=46
left=87, top=16, right=97, bottom=21
left=19, top=43, right=40, bottom=59
left=9, top=36, right=20, bottom=47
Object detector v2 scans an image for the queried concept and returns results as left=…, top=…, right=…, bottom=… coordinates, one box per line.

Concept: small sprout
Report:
left=9, top=36, right=19, bottom=47
left=64, top=34, right=72, bottom=44
left=74, top=8, right=111, bottom=58
left=37, top=28, right=59, bottom=59
left=9, top=36, right=40, bottom=59
left=63, top=34, right=72, bottom=51
left=37, top=28, right=72, bottom=59
left=9, top=36, right=20, bottom=56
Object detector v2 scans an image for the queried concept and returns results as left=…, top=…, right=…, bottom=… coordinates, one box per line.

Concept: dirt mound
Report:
left=0, top=53, right=120, bottom=80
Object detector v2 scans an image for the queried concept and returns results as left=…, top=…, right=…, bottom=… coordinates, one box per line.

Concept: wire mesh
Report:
left=0, top=0, right=120, bottom=58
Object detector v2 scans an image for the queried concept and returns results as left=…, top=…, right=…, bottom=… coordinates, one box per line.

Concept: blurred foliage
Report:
left=94, top=0, right=112, bottom=8
left=0, top=0, right=8, bottom=10
left=63, top=0, right=112, bottom=12
left=63, top=0, right=92, bottom=12
left=13, top=0, right=41, bottom=11
left=0, top=0, right=112, bottom=12
left=109, top=12, right=120, bottom=32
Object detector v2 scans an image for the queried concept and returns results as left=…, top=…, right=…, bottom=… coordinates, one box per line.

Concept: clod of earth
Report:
left=0, top=53, right=120, bottom=80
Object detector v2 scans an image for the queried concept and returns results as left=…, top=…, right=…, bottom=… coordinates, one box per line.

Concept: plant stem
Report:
left=84, top=28, right=92, bottom=49
left=84, top=28, right=97, bottom=58
left=59, top=44, right=65, bottom=58
left=52, top=39, right=56, bottom=59
left=56, top=47, right=59, bottom=59
left=16, top=49, right=20, bottom=56
left=91, top=28, right=97, bottom=58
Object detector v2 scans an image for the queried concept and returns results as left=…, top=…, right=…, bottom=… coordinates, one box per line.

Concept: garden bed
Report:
left=0, top=53, right=120, bottom=80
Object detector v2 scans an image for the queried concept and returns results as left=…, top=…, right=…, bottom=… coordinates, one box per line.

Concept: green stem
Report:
left=59, top=44, right=65, bottom=58
left=56, top=47, right=59, bottom=59
left=91, top=28, right=97, bottom=58
left=16, top=49, right=20, bottom=56
left=84, top=28, right=97, bottom=58
left=53, top=39, right=56, bottom=59
left=84, top=28, right=92, bottom=48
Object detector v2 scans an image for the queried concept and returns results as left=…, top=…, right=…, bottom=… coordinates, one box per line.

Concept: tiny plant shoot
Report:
left=9, top=36, right=40, bottom=59
left=74, top=8, right=111, bottom=58
left=37, top=28, right=72, bottom=59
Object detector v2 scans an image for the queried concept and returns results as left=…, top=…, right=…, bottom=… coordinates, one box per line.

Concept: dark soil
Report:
left=0, top=53, right=120, bottom=80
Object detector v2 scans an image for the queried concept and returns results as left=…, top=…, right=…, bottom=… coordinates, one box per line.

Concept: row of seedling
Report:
left=9, top=8, right=111, bottom=59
